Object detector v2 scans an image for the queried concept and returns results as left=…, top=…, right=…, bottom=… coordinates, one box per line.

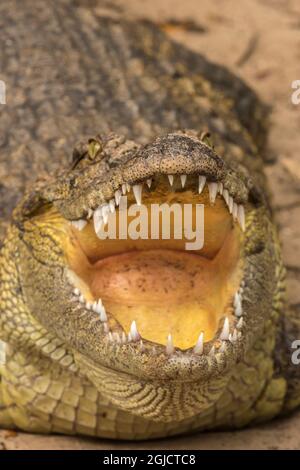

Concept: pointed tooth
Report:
left=238, top=331, right=242, bottom=339
left=122, top=183, right=127, bottom=195
left=208, top=182, right=218, bottom=204
left=234, top=293, right=242, bottom=317
left=108, top=332, right=113, bottom=342
left=86, top=302, right=92, bottom=310
left=180, top=175, right=187, bottom=188
left=103, top=323, right=109, bottom=333
left=99, top=306, right=107, bottom=322
left=193, top=332, right=204, bottom=355
left=75, top=220, right=84, bottom=230
left=167, top=174, right=174, bottom=186
left=95, top=299, right=103, bottom=313
left=237, top=317, right=243, bottom=330
left=238, top=205, right=245, bottom=231
left=71, top=219, right=87, bottom=231
left=79, top=219, right=87, bottom=230
left=132, top=184, right=142, bottom=206
left=128, top=332, right=132, bottom=342
left=220, top=317, right=230, bottom=341
left=109, top=199, right=115, bottom=213
left=115, top=189, right=122, bottom=206
left=228, top=196, right=234, bottom=214
left=140, top=340, right=145, bottom=352
left=146, top=179, right=152, bottom=189
left=232, top=202, right=238, bottom=220
left=209, top=345, right=215, bottom=356
left=94, top=205, right=102, bottom=219
left=235, top=304, right=242, bottom=317
left=94, top=218, right=103, bottom=235
left=220, top=341, right=226, bottom=353
left=230, top=329, right=238, bottom=343
left=166, top=333, right=174, bottom=355
left=223, top=189, right=229, bottom=206
left=130, top=320, right=140, bottom=341
left=218, top=182, right=223, bottom=195
left=92, top=302, right=98, bottom=313
left=93, top=207, right=104, bottom=235
left=228, top=333, right=232, bottom=342
left=198, top=175, right=206, bottom=194
left=73, top=288, right=80, bottom=296
left=79, top=295, right=85, bottom=303
left=113, top=332, right=121, bottom=343
left=87, top=208, right=93, bottom=219
left=121, top=332, right=127, bottom=344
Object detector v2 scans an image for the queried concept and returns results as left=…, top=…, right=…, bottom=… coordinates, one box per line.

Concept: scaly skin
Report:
left=0, top=1, right=299, bottom=440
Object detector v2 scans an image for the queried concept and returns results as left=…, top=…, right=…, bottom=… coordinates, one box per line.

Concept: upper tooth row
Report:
left=72, top=286, right=244, bottom=356
left=71, top=174, right=245, bottom=233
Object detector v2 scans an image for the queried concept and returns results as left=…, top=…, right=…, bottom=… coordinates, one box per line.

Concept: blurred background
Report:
left=0, top=0, right=300, bottom=449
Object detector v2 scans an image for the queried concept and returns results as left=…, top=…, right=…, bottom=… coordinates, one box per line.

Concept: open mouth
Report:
left=64, top=172, right=246, bottom=358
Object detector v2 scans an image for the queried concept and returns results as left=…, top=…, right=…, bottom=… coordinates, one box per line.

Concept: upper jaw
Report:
left=70, top=172, right=247, bottom=235
left=45, top=133, right=250, bottom=222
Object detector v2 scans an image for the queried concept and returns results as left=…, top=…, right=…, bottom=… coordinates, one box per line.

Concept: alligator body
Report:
left=0, top=1, right=299, bottom=440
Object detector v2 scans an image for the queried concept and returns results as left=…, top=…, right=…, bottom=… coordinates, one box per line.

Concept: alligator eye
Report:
left=71, top=138, right=103, bottom=170
left=87, top=138, right=103, bottom=160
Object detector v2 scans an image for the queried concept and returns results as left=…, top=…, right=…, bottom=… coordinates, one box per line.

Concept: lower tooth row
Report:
left=72, top=285, right=244, bottom=357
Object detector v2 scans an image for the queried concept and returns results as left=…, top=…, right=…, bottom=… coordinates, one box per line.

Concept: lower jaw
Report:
left=68, top=259, right=245, bottom=375
left=69, top=232, right=242, bottom=350
left=88, top=249, right=236, bottom=349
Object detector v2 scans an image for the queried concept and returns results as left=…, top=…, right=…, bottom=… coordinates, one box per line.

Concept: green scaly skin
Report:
left=0, top=1, right=299, bottom=440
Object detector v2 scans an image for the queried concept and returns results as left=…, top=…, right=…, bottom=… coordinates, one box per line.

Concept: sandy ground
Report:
left=1, top=0, right=300, bottom=450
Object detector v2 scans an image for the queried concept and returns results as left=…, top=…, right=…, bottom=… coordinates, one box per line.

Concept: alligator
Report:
left=0, top=1, right=299, bottom=440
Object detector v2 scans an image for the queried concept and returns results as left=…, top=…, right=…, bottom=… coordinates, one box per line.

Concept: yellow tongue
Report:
left=88, top=249, right=228, bottom=349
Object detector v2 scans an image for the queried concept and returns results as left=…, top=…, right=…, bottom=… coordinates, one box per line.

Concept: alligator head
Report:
left=10, top=130, right=278, bottom=423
